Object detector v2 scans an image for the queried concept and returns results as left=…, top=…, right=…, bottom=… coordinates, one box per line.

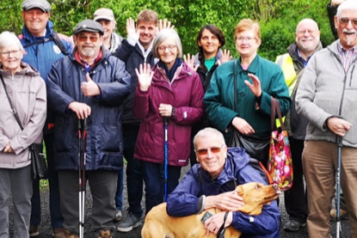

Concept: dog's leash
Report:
left=217, top=212, right=229, bottom=238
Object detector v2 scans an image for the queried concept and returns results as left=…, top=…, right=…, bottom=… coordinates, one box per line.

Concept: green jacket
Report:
left=204, top=55, right=291, bottom=140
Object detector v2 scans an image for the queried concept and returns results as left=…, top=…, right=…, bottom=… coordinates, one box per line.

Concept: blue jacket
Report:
left=166, top=147, right=280, bottom=238
left=46, top=48, right=131, bottom=171
left=114, top=39, right=156, bottom=123
left=19, top=20, right=73, bottom=134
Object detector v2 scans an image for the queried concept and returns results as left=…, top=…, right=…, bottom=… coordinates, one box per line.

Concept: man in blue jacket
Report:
left=46, top=19, right=131, bottom=238
left=167, top=128, right=280, bottom=238
left=19, top=0, right=73, bottom=237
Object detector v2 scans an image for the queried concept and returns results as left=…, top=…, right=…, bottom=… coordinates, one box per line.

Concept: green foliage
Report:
left=0, top=0, right=334, bottom=61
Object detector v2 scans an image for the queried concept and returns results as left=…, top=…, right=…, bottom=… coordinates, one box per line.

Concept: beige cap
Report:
left=94, top=8, right=115, bottom=22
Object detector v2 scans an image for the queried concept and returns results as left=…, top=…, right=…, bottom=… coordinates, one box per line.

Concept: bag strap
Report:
left=23, top=32, right=69, bottom=56
left=0, top=74, right=24, bottom=130
left=270, top=97, right=285, bottom=131
left=233, top=61, right=237, bottom=112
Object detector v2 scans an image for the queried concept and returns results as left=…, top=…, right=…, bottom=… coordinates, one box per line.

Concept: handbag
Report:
left=267, top=98, right=293, bottom=191
left=0, top=75, right=48, bottom=180
left=229, top=61, right=270, bottom=165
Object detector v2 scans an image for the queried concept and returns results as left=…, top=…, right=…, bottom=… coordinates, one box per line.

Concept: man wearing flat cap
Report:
left=46, top=19, right=131, bottom=238
left=18, top=0, right=73, bottom=237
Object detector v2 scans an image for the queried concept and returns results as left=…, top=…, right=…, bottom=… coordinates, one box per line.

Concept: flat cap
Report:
left=94, top=8, right=115, bottom=22
left=73, top=19, right=104, bottom=35
left=22, top=0, right=51, bottom=12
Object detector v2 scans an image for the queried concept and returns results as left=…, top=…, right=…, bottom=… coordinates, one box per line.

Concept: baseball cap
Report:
left=93, top=8, right=115, bottom=22
left=22, top=0, right=51, bottom=12
left=73, top=19, right=104, bottom=35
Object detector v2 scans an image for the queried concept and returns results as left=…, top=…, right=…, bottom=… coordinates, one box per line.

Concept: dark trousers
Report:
left=58, top=170, right=117, bottom=234
left=284, top=137, right=307, bottom=223
left=123, top=124, right=143, bottom=216
left=30, top=133, right=64, bottom=228
left=141, top=161, right=181, bottom=214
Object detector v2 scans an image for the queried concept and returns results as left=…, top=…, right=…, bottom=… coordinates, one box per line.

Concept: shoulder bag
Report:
left=0, top=74, right=48, bottom=180
left=228, top=61, right=271, bottom=166
left=267, top=98, right=293, bottom=191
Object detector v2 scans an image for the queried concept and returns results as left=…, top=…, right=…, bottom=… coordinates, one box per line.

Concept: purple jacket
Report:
left=133, top=62, right=204, bottom=166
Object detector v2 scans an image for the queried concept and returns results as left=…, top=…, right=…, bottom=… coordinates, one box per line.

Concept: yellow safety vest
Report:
left=276, top=54, right=297, bottom=96
left=275, top=54, right=297, bottom=127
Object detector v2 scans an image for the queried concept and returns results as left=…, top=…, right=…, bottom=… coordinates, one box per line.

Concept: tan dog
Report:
left=141, top=182, right=280, bottom=238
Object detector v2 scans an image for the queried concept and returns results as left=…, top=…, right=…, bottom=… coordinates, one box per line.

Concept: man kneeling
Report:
left=166, top=128, right=280, bottom=238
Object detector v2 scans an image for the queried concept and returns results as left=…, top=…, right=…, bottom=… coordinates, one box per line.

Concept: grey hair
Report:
left=337, top=0, right=357, bottom=18
left=0, top=31, right=24, bottom=53
left=153, top=29, right=183, bottom=58
left=193, top=127, right=226, bottom=150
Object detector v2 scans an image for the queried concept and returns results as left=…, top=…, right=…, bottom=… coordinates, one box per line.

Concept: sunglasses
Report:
left=195, top=145, right=224, bottom=156
left=339, top=17, right=357, bottom=27
left=78, top=35, right=99, bottom=43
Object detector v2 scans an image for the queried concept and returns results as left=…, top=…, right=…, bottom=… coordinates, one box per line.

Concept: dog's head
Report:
left=235, top=182, right=280, bottom=215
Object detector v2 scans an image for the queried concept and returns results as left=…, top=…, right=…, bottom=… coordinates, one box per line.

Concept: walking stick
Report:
left=78, top=118, right=87, bottom=238
left=335, top=136, right=343, bottom=238
left=164, top=117, right=168, bottom=202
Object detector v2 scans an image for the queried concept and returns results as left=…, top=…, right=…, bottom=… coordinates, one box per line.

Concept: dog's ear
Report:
left=236, top=185, right=244, bottom=196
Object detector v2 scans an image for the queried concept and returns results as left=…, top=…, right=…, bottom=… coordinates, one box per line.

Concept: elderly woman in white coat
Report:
left=0, top=31, right=46, bottom=238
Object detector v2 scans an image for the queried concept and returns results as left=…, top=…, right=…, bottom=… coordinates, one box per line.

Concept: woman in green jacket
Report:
left=204, top=19, right=290, bottom=166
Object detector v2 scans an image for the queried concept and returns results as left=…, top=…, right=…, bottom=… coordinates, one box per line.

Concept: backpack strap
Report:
left=22, top=31, right=68, bottom=55
left=249, top=158, right=273, bottom=184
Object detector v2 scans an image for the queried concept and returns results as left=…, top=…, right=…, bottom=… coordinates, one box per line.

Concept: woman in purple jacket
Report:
left=133, top=28, right=204, bottom=214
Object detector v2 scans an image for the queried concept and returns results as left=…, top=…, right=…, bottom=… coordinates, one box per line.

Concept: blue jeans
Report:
left=115, top=168, right=124, bottom=210
left=30, top=133, right=64, bottom=228
left=123, top=124, right=143, bottom=216
left=141, top=161, right=181, bottom=214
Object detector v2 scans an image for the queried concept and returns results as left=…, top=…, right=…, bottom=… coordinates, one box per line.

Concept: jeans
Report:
left=30, top=133, right=64, bottom=228
left=123, top=124, right=143, bottom=216
left=115, top=168, right=124, bottom=210
left=141, top=161, right=181, bottom=214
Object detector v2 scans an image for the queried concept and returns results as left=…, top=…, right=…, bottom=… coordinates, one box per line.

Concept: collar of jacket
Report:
left=21, top=20, right=54, bottom=42
left=198, top=147, right=250, bottom=186
left=193, top=48, right=223, bottom=67
left=152, top=61, right=194, bottom=84
left=0, top=62, right=40, bottom=77
left=69, top=46, right=111, bottom=68
left=235, top=54, right=261, bottom=74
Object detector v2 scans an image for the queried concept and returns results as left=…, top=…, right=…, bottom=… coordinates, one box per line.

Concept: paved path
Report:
left=17, top=164, right=350, bottom=238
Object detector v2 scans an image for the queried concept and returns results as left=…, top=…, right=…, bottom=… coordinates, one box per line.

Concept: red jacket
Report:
left=133, top=62, right=204, bottom=166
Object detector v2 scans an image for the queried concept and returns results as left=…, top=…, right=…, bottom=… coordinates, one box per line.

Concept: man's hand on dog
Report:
left=204, top=212, right=233, bottom=237
left=205, top=190, right=244, bottom=211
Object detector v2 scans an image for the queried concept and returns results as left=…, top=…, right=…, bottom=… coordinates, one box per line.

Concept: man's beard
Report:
left=80, top=47, right=95, bottom=57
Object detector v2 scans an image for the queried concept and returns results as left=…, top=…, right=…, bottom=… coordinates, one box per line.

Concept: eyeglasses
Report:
left=195, top=145, right=225, bottom=156
left=158, top=44, right=177, bottom=51
left=1, top=50, right=20, bottom=57
left=339, top=17, right=357, bottom=27
left=78, top=35, right=99, bottom=43
left=297, top=29, right=316, bottom=35
left=236, top=36, right=254, bottom=42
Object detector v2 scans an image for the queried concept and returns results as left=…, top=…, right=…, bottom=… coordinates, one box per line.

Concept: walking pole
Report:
left=78, top=118, right=87, bottom=238
left=335, top=136, right=343, bottom=238
left=164, top=117, right=168, bottom=202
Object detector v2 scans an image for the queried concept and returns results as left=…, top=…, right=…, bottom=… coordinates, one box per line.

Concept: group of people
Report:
left=0, top=0, right=357, bottom=238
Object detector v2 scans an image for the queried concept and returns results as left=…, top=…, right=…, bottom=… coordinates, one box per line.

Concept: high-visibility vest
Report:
left=276, top=54, right=297, bottom=96
left=275, top=54, right=297, bottom=127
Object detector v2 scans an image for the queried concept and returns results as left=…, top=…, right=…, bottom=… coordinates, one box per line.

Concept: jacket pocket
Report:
left=101, top=124, right=121, bottom=152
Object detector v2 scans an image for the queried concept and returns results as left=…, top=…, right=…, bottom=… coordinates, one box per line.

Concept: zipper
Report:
left=349, top=64, right=356, bottom=87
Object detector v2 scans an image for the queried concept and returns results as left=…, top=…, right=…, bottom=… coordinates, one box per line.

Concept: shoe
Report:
left=29, top=225, right=39, bottom=237
left=330, top=208, right=348, bottom=220
left=53, top=227, right=67, bottom=238
left=96, top=229, right=112, bottom=238
left=283, top=219, right=306, bottom=232
left=114, top=210, right=123, bottom=222
left=117, top=213, right=142, bottom=232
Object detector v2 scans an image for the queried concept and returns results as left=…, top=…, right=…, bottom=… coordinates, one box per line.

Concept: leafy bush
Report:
left=0, top=0, right=334, bottom=61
